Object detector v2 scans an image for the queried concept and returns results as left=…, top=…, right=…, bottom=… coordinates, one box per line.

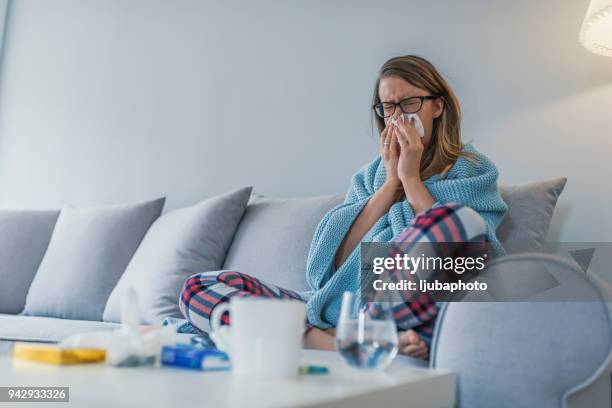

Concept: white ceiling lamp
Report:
left=579, top=0, right=612, bottom=57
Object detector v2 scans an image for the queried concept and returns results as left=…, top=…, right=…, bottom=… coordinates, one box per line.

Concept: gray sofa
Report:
left=0, top=178, right=565, bottom=343
left=1, top=178, right=610, bottom=407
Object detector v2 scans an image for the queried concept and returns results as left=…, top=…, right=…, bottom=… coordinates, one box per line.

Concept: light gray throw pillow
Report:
left=103, top=187, right=253, bottom=324
left=0, top=210, right=60, bottom=314
left=497, top=178, right=567, bottom=253
left=23, top=198, right=165, bottom=321
left=222, top=193, right=345, bottom=293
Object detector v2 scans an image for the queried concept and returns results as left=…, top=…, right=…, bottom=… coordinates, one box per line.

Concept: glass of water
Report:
left=335, top=292, right=398, bottom=370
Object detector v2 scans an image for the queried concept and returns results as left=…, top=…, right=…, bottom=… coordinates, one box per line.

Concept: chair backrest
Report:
left=430, top=253, right=612, bottom=408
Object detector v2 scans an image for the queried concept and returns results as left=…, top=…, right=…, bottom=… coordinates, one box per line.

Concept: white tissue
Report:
left=391, top=113, right=425, bottom=138
left=60, top=287, right=175, bottom=367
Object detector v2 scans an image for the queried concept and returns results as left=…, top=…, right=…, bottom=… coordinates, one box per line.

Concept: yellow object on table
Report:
left=12, top=343, right=106, bottom=365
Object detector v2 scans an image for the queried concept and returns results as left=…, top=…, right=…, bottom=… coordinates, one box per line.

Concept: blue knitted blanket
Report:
left=304, top=143, right=508, bottom=328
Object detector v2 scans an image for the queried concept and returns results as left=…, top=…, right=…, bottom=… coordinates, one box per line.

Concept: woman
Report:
left=180, top=55, right=508, bottom=360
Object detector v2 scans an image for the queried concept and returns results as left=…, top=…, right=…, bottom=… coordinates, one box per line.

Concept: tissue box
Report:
left=12, top=343, right=106, bottom=365
left=160, top=345, right=230, bottom=371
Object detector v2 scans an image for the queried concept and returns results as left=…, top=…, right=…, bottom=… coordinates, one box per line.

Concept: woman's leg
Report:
left=389, top=203, right=488, bottom=344
left=179, top=270, right=306, bottom=334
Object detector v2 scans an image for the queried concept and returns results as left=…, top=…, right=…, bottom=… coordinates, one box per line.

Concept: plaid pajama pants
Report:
left=179, top=202, right=488, bottom=341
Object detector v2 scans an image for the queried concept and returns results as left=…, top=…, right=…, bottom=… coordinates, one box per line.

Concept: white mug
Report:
left=210, top=298, right=306, bottom=379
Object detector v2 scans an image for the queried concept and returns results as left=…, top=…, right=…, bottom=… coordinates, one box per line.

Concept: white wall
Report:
left=0, top=0, right=610, bottom=242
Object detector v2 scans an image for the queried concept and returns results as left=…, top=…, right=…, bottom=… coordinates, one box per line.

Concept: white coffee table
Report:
left=0, top=349, right=455, bottom=408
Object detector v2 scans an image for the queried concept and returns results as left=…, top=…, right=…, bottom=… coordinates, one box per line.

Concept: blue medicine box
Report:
left=161, top=344, right=230, bottom=371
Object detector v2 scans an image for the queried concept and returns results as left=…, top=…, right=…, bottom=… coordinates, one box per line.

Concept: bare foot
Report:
left=303, top=328, right=336, bottom=351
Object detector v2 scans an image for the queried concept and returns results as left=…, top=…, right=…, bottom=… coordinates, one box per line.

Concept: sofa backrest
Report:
left=222, top=194, right=344, bottom=292
left=224, top=178, right=566, bottom=292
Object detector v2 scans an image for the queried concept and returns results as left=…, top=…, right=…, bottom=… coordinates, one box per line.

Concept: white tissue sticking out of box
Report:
left=391, top=113, right=425, bottom=138
left=60, top=287, right=176, bottom=367
left=106, top=287, right=175, bottom=366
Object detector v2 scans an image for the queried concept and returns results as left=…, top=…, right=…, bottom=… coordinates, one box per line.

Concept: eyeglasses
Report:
left=372, top=95, right=439, bottom=118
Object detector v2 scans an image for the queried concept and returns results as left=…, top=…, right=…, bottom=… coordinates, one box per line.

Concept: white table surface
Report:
left=0, top=349, right=455, bottom=408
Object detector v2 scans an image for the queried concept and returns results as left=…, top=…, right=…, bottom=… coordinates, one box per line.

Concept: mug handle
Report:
left=209, top=303, right=232, bottom=352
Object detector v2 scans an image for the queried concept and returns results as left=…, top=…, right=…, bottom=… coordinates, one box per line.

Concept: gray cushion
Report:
left=0, top=315, right=195, bottom=349
left=0, top=313, right=120, bottom=343
left=0, top=210, right=60, bottom=314
left=103, top=187, right=253, bottom=324
left=222, top=193, right=345, bottom=292
left=497, top=178, right=567, bottom=253
left=23, top=198, right=165, bottom=321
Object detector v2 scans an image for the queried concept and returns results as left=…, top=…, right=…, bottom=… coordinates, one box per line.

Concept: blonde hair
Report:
left=372, top=55, right=473, bottom=180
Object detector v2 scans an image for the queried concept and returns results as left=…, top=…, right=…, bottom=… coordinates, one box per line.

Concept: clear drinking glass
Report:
left=335, top=292, right=398, bottom=370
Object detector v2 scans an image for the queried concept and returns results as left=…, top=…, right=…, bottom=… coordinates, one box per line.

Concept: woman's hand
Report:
left=397, top=329, right=429, bottom=360
left=380, top=122, right=401, bottom=189
left=392, top=115, right=424, bottom=184
left=333, top=125, right=406, bottom=269
left=391, top=115, right=435, bottom=213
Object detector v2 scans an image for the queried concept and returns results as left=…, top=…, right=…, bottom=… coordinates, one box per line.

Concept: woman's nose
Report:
left=391, top=105, right=402, bottom=119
